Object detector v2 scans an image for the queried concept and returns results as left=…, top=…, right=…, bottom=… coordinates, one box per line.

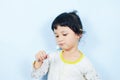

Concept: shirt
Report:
left=32, top=50, right=101, bottom=80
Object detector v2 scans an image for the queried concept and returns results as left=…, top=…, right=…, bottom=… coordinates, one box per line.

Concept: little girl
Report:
left=32, top=11, right=101, bottom=80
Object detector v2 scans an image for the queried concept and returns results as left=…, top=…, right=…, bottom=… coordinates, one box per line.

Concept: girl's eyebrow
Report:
left=54, top=31, right=68, bottom=34
left=54, top=32, right=57, bottom=34
left=61, top=31, right=67, bottom=33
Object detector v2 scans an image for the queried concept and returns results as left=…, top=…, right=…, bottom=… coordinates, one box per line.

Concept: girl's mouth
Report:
left=58, top=43, right=64, bottom=46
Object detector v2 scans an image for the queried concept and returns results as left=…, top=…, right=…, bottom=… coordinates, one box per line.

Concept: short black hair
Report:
left=51, top=10, right=84, bottom=35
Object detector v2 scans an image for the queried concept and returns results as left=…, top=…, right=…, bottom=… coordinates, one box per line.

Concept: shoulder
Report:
left=48, top=50, right=61, bottom=61
left=81, top=55, right=93, bottom=67
left=80, top=55, right=98, bottom=72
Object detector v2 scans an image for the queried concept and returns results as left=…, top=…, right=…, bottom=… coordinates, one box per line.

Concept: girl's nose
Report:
left=57, top=36, right=63, bottom=42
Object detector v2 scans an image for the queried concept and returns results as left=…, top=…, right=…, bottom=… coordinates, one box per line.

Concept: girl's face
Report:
left=54, top=25, right=81, bottom=51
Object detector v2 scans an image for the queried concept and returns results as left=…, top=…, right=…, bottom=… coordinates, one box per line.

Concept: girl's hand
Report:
left=35, top=50, right=48, bottom=62
left=33, top=50, right=48, bottom=69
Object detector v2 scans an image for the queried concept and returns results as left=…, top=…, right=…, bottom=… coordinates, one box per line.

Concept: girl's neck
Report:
left=61, top=47, right=82, bottom=63
left=63, top=47, right=79, bottom=55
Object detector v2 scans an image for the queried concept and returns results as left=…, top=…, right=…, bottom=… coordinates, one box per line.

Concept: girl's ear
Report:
left=79, top=34, right=82, bottom=38
left=77, top=34, right=82, bottom=42
left=77, top=34, right=82, bottom=39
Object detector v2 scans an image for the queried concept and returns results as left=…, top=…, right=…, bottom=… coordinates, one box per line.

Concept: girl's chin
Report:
left=59, top=47, right=70, bottom=51
left=58, top=45, right=70, bottom=50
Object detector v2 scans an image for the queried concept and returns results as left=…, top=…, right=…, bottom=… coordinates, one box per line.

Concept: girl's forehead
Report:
left=54, top=26, right=71, bottom=33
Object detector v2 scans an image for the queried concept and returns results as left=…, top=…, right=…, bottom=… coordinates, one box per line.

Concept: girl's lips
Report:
left=58, top=43, right=64, bottom=46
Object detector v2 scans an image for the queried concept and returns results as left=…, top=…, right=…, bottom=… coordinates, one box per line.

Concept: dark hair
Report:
left=51, top=10, right=84, bottom=35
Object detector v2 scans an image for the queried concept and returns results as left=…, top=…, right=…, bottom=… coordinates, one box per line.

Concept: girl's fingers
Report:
left=41, top=50, right=47, bottom=59
left=35, top=50, right=47, bottom=62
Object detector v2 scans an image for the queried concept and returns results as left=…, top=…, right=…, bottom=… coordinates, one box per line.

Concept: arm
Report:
left=83, top=66, right=101, bottom=80
left=31, top=50, right=50, bottom=79
left=31, top=58, right=50, bottom=79
left=82, top=58, right=101, bottom=80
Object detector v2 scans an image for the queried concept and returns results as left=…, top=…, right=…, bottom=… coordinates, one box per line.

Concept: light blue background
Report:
left=0, top=0, right=120, bottom=80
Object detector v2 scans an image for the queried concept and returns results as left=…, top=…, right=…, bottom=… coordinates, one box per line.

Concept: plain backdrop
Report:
left=0, top=0, right=120, bottom=80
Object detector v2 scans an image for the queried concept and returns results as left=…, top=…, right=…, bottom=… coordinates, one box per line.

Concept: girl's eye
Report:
left=55, top=35, right=59, bottom=38
left=63, top=33, right=67, bottom=36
